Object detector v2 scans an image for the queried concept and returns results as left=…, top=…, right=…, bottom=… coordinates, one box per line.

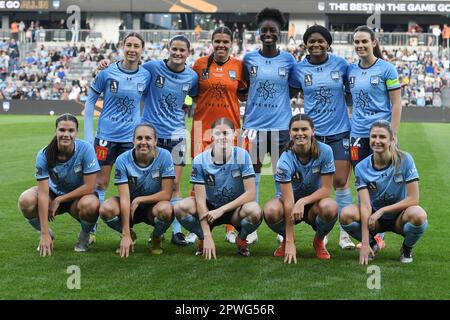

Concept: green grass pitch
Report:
left=0, top=115, right=449, bottom=299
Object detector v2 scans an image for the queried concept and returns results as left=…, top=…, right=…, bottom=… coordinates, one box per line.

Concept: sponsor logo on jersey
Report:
left=87, top=158, right=97, bottom=169
left=205, top=173, right=215, bottom=186
left=201, top=69, right=210, bottom=80
left=109, top=80, right=119, bottom=93
left=349, top=76, right=356, bottom=88
left=191, top=167, right=198, bottom=178
left=156, top=75, right=165, bottom=88
left=95, top=145, right=108, bottom=162
left=305, top=74, right=313, bottom=86
left=250, top=66, right=258, bottom=78
left=114, top=169, right=121, bottom=180
left=368, top=181, right=377, bottom=191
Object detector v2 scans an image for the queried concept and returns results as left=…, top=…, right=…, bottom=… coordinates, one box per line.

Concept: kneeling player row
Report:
left=18, top=114, right=427, bottom=264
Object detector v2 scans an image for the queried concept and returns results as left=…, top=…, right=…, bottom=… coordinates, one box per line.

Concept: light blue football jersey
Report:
left=290, top=54, right=351, bottom=136
left=190, top=147, right=255, bottom=208
left=348, top=59, right=400, bottom=138
left=275, top=141, right=335, bottom=199
left=243, top=50, right=296, bottom=131
left=35, top=139, right=100, bottom=196
left=355, top=152, right=419, bottom=218
left=90, top=61, right=151, bottom=142
left=114, top=147, right=175, bottom=199
left=141, top=60, right=199, bottom=139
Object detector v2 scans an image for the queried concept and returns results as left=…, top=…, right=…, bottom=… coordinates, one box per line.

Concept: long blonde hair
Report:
left=370, top=120, right=403, bottom=172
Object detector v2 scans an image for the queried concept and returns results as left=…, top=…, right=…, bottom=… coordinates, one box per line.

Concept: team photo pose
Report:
left=99, top=124, right=175, bottom=257
left=18, top=114, right=101, bottom=256
left=242, top=8, right=298, bottom=243
left=263, top=114, right=338, bottom=263
left=85, top=32, right=151, bottom=242
left=340, top=120, right=427, bottom=264
left=174, top=118, right=262, bottom=259
left=290, top=25, right=355, bottom=249
left=191, top=26, right=247, bottom=244
left=348, top=25, right=402, bottom=249
left=99, top=35, right=198, bottom=246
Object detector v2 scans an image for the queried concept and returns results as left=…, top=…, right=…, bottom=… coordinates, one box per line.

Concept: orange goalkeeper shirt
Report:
left=191, top=56, right=246, bottom=157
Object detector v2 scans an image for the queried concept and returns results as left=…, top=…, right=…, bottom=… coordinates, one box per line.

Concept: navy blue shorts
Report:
left=371, top=212, right=403, bottom=234
left=316, top=131, right=350, bottom=161
left=94, top=138, right=133, bottom=166
left=293, top=203, right=316, bottom=231
left=157, top=137, right=186, bottom=166
left=206, top=202, right=241, bottom=232
left=131, top=203, right=156, bottom=226
left=50, top=189, right=74, bottom=215
left=350, top=137, right=372, bottom=169
left=242, top=129, right=290, bottom=173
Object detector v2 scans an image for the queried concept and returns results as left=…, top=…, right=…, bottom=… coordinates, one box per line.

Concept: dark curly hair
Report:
left=256, top=8, right=285, bottom=29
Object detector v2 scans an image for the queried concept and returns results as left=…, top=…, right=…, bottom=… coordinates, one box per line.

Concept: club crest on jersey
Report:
left=151, top=170, right=161, bottom=180
left=109, top=80, right=119, bottom=93
left=250, top=66, right=258, bottom=78
left=231, top=169, right=241, bottom=178
left=349, top=76, right=356, bottom=88
left=305, top=74, right=313, bottom=86
left=74, top=164, right=82, bottom=174
left=278, top=67, right=287, bottom=78
left=312, top=166, right=320, bottom=174
left=155, top=75, right=165, bottom=88
left=182, top=83, right=190, bottom=93
left=393, top=174, right=404, bottom=184
left=368, top=181, right=377, bottom=191
left=201, top=69, right=210, bottom=80
left=331, top=71, right=340, bottom=81
left=228, top=70, right=236, bottom=80
left=370, top=75, right=380, bottom=86
left=137, top=83, right=145, bottom=94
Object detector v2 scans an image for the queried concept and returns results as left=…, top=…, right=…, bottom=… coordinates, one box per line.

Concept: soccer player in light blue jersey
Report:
left=242, top=8, right=298, bottom=244
left=264, top=114, right=338, bottom=263
left=99, top=124, right=175, bottom=257
left=84, top=32, right=151, bottom=243
left=348, top=26, right=402, bottom=249
left=174, top=118, right=262, bottom=259
left=140, top=35, right=199, bottom=246
left=290, top=25, right=355, bottom=250
left=18, top=114, right=101, bottom=256
left=340, top=121, right=427, bottom=264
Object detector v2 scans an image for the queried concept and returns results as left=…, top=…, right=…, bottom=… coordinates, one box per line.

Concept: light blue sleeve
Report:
left=190, top=156, right=205, bottom=184
left=275, top=153, right=293, bottom=183
left=82, top=142, right=101, bottom=174
left=289, top=63, right=302, bottom=89
left=403, top=153, right=419, bottom=182
left=113, top=155, right=129, bottom=185
left=241, top=149, right=256, bottom=178
left=189, top=71, right=199, bottom=97
left=90, top=69, right=106, bottom=95
left=161, top=150, right=176, bottom=178
left=35, top=150, right=49, bottom=181
left=83, top=89, right=100, bottom=145
left=384, top=62, right=401, bottom=91
left=320, top=145, right=336, bottom=174
left=354, top=163, right=367, bottom=191
left=243, top=54, right=250, bottom=81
